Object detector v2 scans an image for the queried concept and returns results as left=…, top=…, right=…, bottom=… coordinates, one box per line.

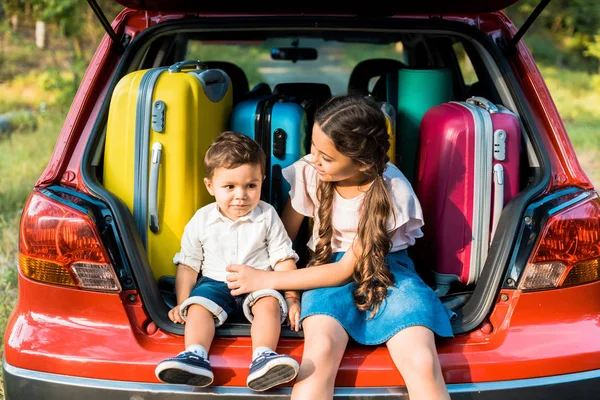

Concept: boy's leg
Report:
left=154, top=303, right=216, bottom=387
left=244, top=292, right=299, bottom=392
left=156, top=278, right=234, bottom=387
left=250, top=296, right=281, bottom=352
left=185, top=304, right=215, bottom=350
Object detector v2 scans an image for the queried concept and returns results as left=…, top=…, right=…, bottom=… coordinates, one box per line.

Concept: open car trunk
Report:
left=113, top=0, right=519, bottom=13
left=81, top=12, right=547, bottom=385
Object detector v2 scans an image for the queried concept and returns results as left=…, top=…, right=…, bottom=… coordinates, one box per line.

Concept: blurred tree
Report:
left=2, top=0, right=125, bottom=108
left=505, top=0, right=600, bottom=71
left=31, top=0, right=88, bottom=58
left=2, top=0, right=29, bottom=17
left=2, top=0, right=29, bottom=31
left=1, top=0, right=123, bottom=56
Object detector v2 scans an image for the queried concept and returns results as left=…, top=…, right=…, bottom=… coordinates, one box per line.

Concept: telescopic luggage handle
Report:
left=466, top=96, right=499, bottom=114
left=168, top=60, right=208, bottom=73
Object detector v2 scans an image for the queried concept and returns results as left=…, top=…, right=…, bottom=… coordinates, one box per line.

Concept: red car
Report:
left=4, top=1, right=600, bottom=399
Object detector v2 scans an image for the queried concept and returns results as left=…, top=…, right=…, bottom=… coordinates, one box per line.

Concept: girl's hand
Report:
left=225, top=264, right=272, bottom=295
left=286, top=300, right=301, bottom=332
left=168, top=305, right=184, bottom=324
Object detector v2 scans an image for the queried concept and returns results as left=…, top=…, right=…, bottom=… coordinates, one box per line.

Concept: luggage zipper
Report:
left=472, top=103, right=493, bottom=285
left=451, top=101, right=493, bottom=285
left=255, top=97, right=275, bottom=202
left=133, top=67, right=168, bottom=248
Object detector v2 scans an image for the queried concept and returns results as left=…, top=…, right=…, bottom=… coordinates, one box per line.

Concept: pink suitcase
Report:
left=415, top=97, right=522, bottom=296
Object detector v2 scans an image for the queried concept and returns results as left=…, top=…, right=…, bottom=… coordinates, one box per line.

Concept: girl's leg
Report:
left=184, top=304, right=216, bottom=350
left=250, top=296, right=281, bottom=351
left=386, top=326, right=450, bottom=400
left=291, top=315, right=349, bottom=400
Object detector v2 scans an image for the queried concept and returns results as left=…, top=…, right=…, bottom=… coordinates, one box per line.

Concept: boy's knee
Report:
left=251, top=295, right=280, bottom=313
left=243, top=290, right=287, bottom=324
left=186, top=303, right=212, bottom=318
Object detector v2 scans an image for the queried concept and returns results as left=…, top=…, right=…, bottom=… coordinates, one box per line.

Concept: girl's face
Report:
left=310, top=123, right=366, bottom=185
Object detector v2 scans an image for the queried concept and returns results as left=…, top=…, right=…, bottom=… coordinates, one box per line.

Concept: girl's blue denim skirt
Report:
left=300, top=250, right=456, bottom=345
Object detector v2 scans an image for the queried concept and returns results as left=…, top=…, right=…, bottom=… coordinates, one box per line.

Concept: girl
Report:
left=226, top=94, right=455, bottom=400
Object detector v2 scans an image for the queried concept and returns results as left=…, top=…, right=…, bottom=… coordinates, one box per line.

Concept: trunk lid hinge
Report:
left=498, top=0, right=550, bottom=55
left=86, top=0, right=128, bottom=54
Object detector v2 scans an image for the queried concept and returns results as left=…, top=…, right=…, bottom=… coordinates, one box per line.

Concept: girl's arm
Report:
left=280, top=198, right=305, bottom=241
left=226, top=224, right=401, bottom=295
left=226, top=248, right=357, bottom=295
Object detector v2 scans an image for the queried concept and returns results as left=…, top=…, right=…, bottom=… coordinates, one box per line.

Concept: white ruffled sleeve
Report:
left=281, top=155, right=318, bottom=217
left=384, top=164, right=425, bottom=247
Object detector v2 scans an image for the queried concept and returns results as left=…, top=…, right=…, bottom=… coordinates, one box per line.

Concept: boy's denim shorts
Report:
left=179, top=276, right=288, bottom=327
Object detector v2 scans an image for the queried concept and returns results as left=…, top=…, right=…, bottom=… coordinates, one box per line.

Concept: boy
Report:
left=155, top=131, right=301, bottom=391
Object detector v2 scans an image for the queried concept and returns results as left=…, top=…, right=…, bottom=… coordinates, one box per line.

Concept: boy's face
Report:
left=204, top=163, right=264, bottom=221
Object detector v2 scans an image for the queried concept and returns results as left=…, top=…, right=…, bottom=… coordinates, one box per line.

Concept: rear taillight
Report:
left=520, top=195, right=600, bottom=291
left=18, top=191, right=121, bottom=292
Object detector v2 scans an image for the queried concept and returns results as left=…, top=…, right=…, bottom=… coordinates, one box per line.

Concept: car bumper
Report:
left=4, top=358, right=600, bottom=399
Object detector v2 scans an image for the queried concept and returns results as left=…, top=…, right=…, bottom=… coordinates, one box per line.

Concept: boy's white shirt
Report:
left=173, top=200, right=299, bottom=282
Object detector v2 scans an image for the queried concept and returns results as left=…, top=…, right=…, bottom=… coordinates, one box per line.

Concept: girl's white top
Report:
left=282, top=154, right=425, bottom=253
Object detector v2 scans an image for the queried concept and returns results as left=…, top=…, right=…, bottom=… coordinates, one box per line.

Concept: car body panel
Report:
left=5, top=358, right=600, bottom=399
left=6, top=272, right=600, bottom=386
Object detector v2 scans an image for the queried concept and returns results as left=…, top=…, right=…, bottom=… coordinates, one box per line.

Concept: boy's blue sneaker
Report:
left=155, top=351, right=214, bottom=387
left=246, top=351, right=299, bottom=391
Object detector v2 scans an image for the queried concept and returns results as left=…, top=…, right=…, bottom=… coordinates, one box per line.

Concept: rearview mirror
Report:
left=271, top=47, right=318, bottom=62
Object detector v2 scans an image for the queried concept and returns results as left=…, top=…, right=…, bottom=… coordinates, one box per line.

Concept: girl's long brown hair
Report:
left=311, top=95, right=394, bottom=318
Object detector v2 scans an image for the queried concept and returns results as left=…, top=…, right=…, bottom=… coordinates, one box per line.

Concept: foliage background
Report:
left=1, top=1, right=600, bottom=397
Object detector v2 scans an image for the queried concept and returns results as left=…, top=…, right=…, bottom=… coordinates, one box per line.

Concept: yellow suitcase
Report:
left=380, top=102, right=397, bottom=165
left=103, top=60, right=233, bottom=279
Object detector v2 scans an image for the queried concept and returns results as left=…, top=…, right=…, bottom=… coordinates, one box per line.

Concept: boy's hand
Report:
left=168, top=305, right=185, bottom=324
left=286, top=298, right=301, bottom=332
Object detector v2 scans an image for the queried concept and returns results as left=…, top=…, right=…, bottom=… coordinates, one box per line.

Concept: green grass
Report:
left=0, top=111, right=64, bottom=394
left=538, top=65, right=600, bottom=188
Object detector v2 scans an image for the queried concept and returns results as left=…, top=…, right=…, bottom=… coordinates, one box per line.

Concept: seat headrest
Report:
left=348, top=58, right=406, bottom=99
left=204, top=61, right=249, bottom=104
left=273, top=83, right=332, bottom=104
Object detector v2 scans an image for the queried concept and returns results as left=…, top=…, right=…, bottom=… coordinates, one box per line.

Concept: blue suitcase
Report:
left=230, top=95, right=308, bottom=214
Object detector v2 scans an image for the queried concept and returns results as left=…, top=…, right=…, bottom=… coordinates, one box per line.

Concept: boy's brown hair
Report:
left=204, top=131, right=266, bottom=178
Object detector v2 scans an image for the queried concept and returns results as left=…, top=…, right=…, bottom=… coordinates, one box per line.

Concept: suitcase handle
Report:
left=467, top=96, right=499, bottom=114
left=491, top=164, right=504, bottom=242
left=168, top=60, right=207, bottom=73
left=149, top=142, right=162, bottom=234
